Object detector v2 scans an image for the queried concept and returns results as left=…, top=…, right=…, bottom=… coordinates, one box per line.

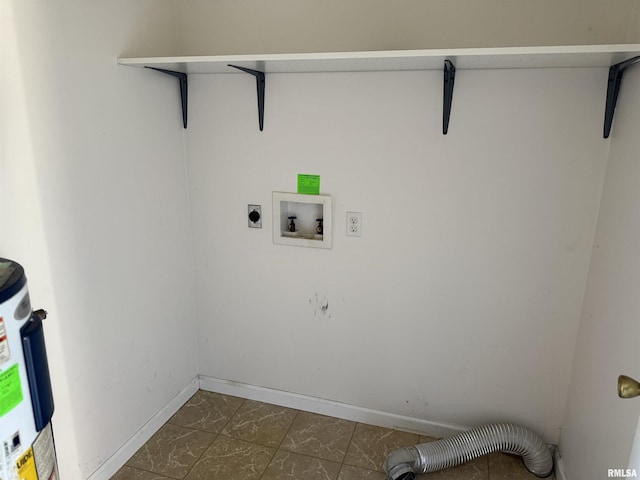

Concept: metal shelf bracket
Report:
left=146, top=67, right=188, bottom=129
left=604, top=56, right=640, bottom=138
left=443, top=60, right=456, bottom=135
left=229, top=65, right=266, bottom=131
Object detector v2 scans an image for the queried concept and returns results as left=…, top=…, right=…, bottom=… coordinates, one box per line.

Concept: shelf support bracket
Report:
left=229, top=65, right=266, bottom=131
left=443, top=60, right=456, bottom=135
left=146, top=67, right=188, bottom=129
left=603, top=56, right=640, bottom=139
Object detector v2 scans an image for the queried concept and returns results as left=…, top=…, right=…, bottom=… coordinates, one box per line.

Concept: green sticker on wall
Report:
left=297, top=174, right=320, bottom=195
left=0, top=363, right=23, bottom=417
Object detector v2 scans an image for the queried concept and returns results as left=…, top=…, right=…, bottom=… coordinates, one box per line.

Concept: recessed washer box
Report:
left=272, top=192, right=332, bottom=249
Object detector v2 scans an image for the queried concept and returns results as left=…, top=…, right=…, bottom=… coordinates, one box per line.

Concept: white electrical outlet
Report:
left=346, top=212, right=362, bottom=237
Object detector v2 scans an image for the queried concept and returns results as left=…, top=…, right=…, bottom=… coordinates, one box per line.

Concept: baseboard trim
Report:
left=553, top=446, right=568, bottom=480
left=86, top=376, right=199, bottom=480
left=198, top=375, right=468, bottom=438
left=87, top=375, right=560, bottom=480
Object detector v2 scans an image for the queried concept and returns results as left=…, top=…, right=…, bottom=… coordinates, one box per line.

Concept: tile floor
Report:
left=112, top=390, right=554, bottom=480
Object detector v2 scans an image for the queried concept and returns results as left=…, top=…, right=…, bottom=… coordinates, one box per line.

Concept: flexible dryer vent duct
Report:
left=384, top=423, right=553, bottom=480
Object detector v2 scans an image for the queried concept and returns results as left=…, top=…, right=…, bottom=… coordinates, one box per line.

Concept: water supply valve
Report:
left=288, top=216, right=297, bottom=232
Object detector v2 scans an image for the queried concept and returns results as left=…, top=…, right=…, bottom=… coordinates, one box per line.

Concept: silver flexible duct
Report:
left=384, top=423, right=553, bottom=480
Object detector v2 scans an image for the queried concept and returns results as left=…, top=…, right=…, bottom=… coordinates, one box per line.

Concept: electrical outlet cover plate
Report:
left=346, top=212, right=362, bottom=237
left=248, top=204, right=262, bottom=228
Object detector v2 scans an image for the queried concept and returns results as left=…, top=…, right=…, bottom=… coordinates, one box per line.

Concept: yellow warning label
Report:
left=16, top=447, right=38, bottom=480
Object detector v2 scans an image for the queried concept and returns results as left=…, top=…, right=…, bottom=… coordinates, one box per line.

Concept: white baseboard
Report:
left=87, top=375, right=561, bottom=480
left=553, top=447, right=568, bottom=480
left=198, top=375, right=468, bottom=438
left=86, top=376, right=199, bottom=480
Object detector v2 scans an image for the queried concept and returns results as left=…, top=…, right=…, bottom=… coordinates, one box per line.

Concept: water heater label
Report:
left=34, top=423, right=58, bottom=480
left=16, top=447, right=38, bottom=480
left=0, top=317, right=10, bottom=364
left=0, top=364, right=23, bottom=417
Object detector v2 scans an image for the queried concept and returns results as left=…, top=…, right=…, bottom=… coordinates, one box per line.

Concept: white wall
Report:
left=175, top=0, right=639, bottom=56
left=1, top=1, right=197, bottom=478
left=2, top=1, right=637, bottom=476
left=188, top=66, right=609, bottom=443
left=631, top=1, right=640, bottom=43
left=559, top=66, right=640, bottom=479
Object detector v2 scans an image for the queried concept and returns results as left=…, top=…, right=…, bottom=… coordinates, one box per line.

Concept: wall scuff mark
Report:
left=309, top=293, right=329, bottom=317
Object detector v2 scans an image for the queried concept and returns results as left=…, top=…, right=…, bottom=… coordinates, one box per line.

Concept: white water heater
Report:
left=0, top=258, right=58, bottom=480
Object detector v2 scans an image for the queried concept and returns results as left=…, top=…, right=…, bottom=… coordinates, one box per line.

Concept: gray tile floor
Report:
left=112, top=390, right=553, bottom=480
